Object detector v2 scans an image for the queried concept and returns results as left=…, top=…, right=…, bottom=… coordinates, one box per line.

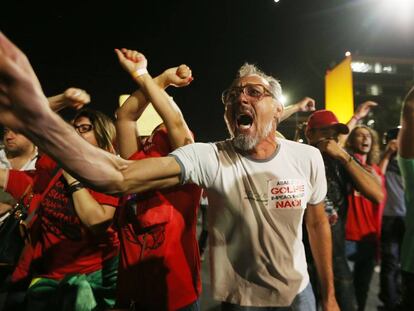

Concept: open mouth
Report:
left=237, top=114, right=253, bottom=129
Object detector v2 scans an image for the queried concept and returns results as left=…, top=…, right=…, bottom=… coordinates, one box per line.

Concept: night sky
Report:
left=2, top=0, right=414, bottom=141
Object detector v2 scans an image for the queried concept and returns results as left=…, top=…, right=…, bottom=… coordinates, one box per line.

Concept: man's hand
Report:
left=317, top=138, right=348, bottom=161
left=160, top=65, right=194, bottom=88
left=354, top=101, right=378, bottom=120
left=295, top=97, right=316, bottom=112
left=114, top=48, right=148, bottom=77
left=62, top=88, right=90, bottom=110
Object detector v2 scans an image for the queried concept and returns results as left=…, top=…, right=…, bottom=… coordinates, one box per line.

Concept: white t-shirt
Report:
left=171, top=138, right=327, bottom=306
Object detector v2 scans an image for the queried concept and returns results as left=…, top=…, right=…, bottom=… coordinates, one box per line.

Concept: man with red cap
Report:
left=305, top=110, right=384, bottom=311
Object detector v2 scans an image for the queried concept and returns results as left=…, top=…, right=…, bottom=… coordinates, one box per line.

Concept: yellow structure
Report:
left=119, top=95, right=163, bottom=136
left=325, top=56, right=354, bottom=123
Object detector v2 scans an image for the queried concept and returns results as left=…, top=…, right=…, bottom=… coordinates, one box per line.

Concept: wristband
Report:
left=68, top=180, right=79, bottom=187
left=351, top=115, right=361, bottom=122
left=68, top=182, right=84, bottom=195
left=132, top=68, right=148, bottom=79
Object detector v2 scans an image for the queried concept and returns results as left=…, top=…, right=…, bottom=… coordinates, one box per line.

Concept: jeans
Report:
left=220, top=283, right=315, bottom=311
left=379, top=216, right=405, bottom=309
left=331, top=219, right=357, bottom=311
left=180, top=299, right=200, bottom=311
left=348, top=240, right=377, bottom=311
left=401, top=271, right=414, bottom=311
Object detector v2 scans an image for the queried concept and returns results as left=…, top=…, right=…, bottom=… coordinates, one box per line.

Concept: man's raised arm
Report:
left=0, top=33, right=181, bottom=194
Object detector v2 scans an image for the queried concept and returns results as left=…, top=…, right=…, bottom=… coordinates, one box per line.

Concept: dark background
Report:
left=2, top=0, right=414, bottom=141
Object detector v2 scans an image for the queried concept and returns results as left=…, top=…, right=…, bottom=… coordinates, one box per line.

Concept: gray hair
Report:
left=236, top=63, right=282, bottom=102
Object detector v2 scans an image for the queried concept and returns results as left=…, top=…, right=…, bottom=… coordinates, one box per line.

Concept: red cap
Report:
left=306, top=110, right=349, bottom=134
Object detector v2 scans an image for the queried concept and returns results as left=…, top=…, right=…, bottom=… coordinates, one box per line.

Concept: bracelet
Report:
left=132, top=68, right=148, bottom=79
left=351, top=115, right=361, bottom=122
left=68, top=182, right=84, bottom=195
left=68, top=180, right=79, bottom=187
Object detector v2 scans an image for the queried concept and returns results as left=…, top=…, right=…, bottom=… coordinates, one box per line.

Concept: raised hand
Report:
left=354, top=101, right=378, bottom=120
left=161, top=65, right=194, bottom=88
left=295, top=97, right=316, bottom=112
left=63, top=88, right=90, bottom=110
left=114, top=48, right=148, bottom=77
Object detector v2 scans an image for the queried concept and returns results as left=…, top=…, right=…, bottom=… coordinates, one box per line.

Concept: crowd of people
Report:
left=0, top=32, right=413, bottom=311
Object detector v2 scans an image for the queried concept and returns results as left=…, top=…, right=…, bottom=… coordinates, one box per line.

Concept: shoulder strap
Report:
left=24, top=165, right=62, bottom=225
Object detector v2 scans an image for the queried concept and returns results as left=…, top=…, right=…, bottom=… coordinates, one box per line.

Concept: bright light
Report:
left=274, top=0, right=280, bottom=3
left=345, top=51, right=351, bottom=57
left=280, top=94, right=288, bottom=106
left=380, top=0, right=414, bottom=25
left=351, top=61, right=372, bottom=73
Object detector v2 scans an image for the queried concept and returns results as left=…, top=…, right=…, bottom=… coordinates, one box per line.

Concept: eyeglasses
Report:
left=221, top=84, right=274, bottom=105
left=74, top=124, right=93, bottom=134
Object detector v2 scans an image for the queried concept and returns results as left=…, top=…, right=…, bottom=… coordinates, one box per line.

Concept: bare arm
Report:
left=280, top=97, right=315, bottom=122
left=115, top=49, right=194, bottom=152
left=0, top=33, right=182, bottom=194
left=399, top=86, right=414, bottom=158
left=317, top=139, right=384, bottom=204
left=62, top=171, right=116, bottom=234
left=306, top=202, right=339, bottom=311
left=0, top=169, right=7, bottom=190
left=338, top=101, right=378, bottom=147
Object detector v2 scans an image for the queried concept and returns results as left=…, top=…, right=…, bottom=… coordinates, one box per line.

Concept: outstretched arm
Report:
left=0, top=33, right=181, bottom=194
left=399, top=86, right=414, bottom=158
left=115, top=48, right=194, bottom=154
left=280, top=97, right=315, bottom=122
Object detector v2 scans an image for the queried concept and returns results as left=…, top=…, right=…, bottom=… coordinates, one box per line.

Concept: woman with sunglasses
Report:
left=1, top=108, right=120, bottom=311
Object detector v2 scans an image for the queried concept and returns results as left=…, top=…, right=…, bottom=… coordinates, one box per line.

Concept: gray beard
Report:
left=232, top=121, right=274, bottom=151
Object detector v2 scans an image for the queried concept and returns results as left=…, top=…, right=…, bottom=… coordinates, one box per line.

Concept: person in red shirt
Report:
left=114, top=49, right=202, bottom=310
left=1, top=108, right=120, bottom=311
left=345, top=125, right=386, bottom=311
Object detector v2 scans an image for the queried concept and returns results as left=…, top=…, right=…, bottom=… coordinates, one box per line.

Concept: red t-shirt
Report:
left=115, top=128, right=202, bottom=310
left=7, top=155, right=120, bottom=280
left=345, top=159, right=386, bottom=242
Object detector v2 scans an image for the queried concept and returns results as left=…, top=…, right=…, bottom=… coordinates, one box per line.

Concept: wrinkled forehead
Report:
left=235, top=74, right=270, bottom=87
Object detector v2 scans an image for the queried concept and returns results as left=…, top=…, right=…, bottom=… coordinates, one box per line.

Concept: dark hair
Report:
left=73, top=108, right=116, bottom=153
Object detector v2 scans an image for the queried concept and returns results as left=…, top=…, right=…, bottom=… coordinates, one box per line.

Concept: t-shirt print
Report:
left=268, top=179, right=306, bottom=209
